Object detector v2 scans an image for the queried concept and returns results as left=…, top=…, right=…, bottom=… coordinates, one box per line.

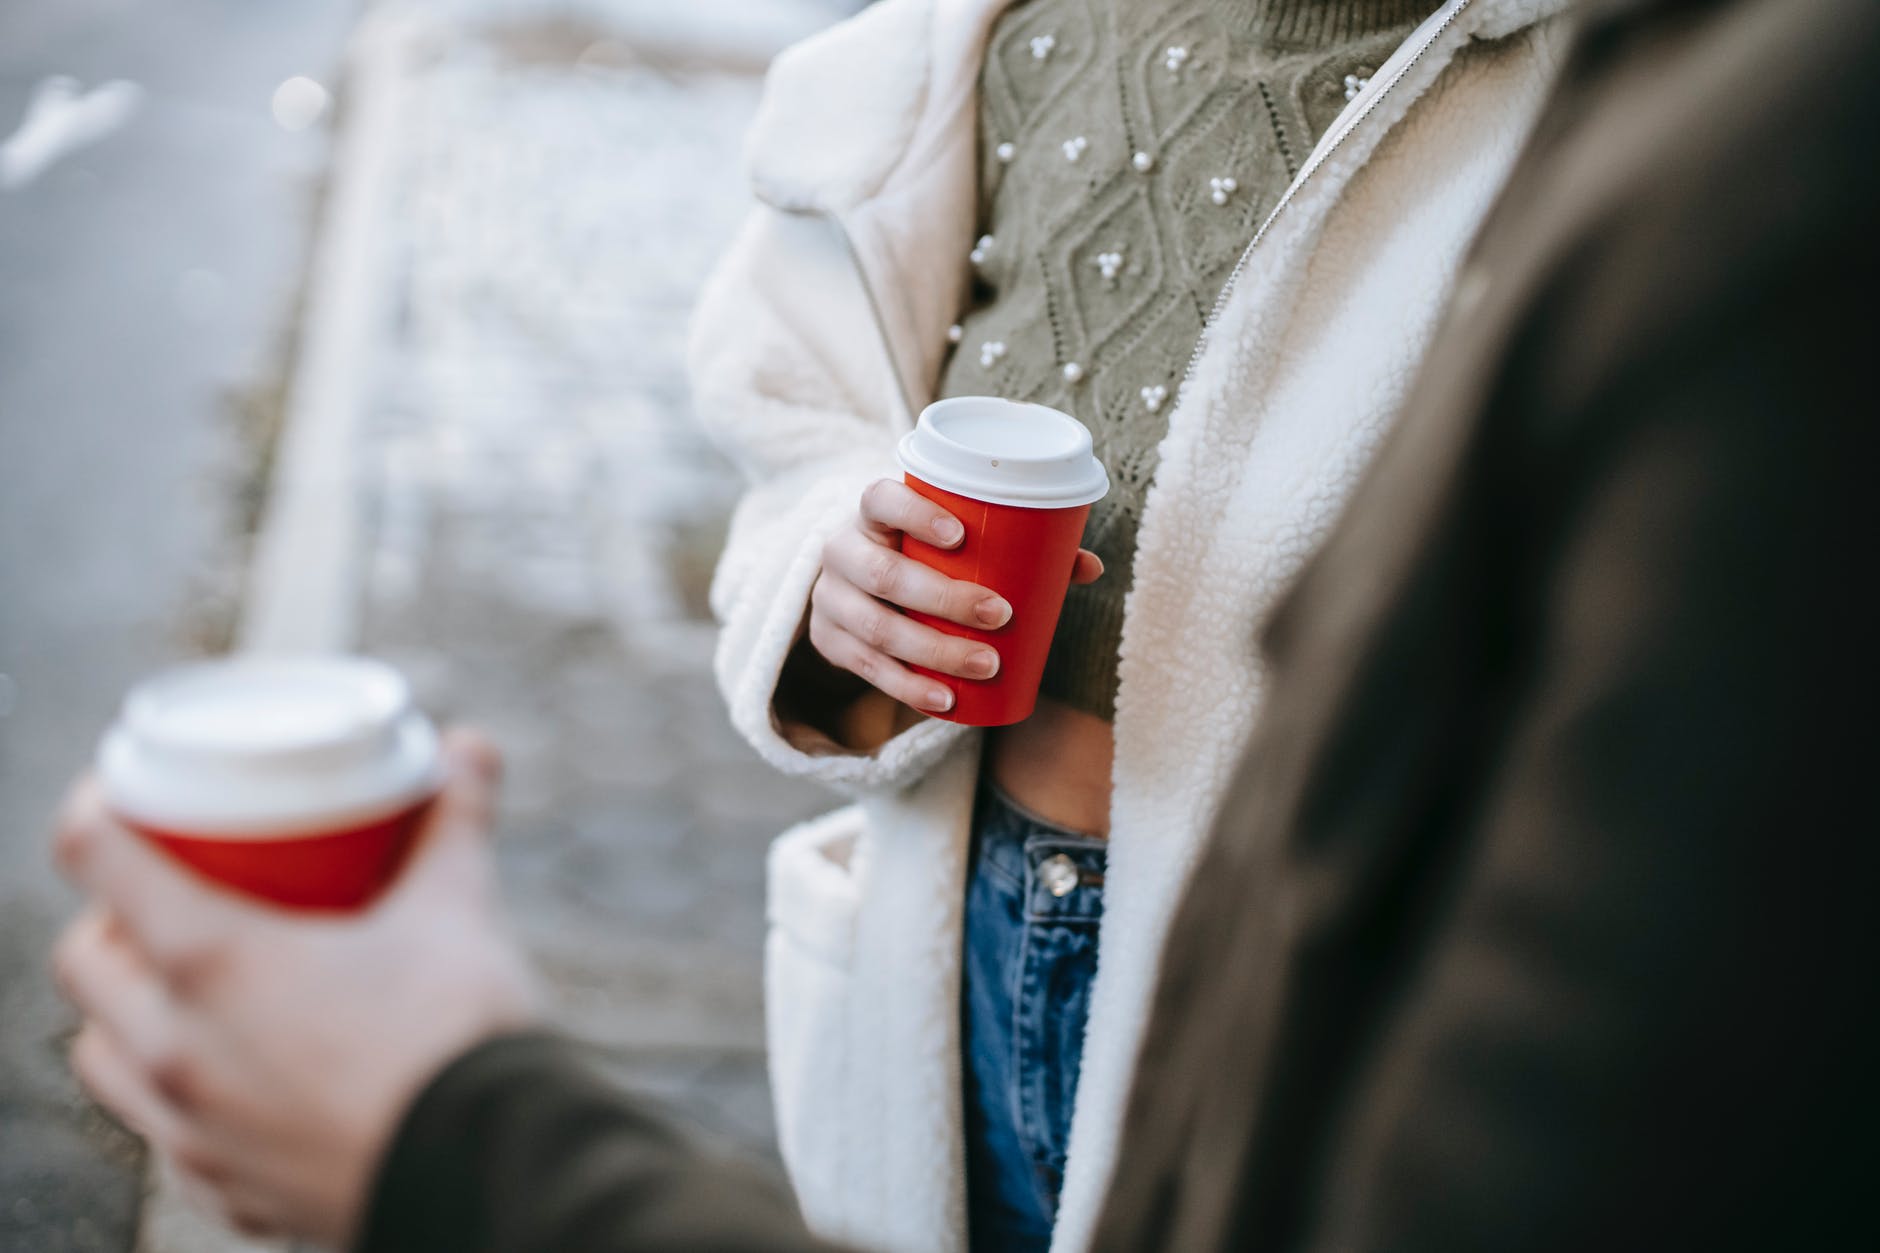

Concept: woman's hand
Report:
left=51, top=731, right=539, bottom=1247
left=807, top=478, right=1103, bottom=715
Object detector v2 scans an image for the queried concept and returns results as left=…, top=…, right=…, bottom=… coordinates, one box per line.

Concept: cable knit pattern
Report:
left=688, top=2, right=1573, bottom=1251
left=939, top=0, right=1436, bottom=718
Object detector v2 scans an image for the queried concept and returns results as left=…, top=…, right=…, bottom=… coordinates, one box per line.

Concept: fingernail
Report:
left=966, top=649, right=1000, bottom=679
left=933, top=518, right=964, bottom=546
left=927, top=687, right=955, bottom=712
left=974, top=597, right=1011, bottom=627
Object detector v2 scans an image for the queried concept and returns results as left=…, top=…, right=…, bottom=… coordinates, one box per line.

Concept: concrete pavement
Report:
left=0, top=4, right=355, bottom=1250
left=5, top=0, right=860, bottom=1248
left=140, top=2, right=852, bottom=1249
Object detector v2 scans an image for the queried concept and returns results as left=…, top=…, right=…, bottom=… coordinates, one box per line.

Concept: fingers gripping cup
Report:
left=98, top=657, right=444, bottom=912
left=897, top=398, right=1110, bottom=727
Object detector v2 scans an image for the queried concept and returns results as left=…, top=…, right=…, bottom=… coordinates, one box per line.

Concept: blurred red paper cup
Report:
left=897, top=397, right=1110, bottom=727
left=98, top=656, right=443, bottom=912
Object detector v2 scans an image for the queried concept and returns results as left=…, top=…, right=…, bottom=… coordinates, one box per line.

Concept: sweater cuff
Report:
left=716, top=474, right=973, bottom=795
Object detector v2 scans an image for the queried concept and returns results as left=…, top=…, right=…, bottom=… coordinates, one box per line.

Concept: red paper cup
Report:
left=896, top=398, right=1110, bottom=727
left=98, top=656, right=444, bottom=912
left=124, top=803, right=433, bottom=912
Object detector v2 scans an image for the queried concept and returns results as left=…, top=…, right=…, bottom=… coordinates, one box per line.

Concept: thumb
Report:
left=386, top=727, right=503, bottom=908
left=432, top=727, right=503, bottom=834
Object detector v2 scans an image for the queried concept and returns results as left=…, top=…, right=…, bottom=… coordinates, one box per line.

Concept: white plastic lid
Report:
left=897, top=397, right=1110, bottom=509
left=98, top=656, right=443, bottom=839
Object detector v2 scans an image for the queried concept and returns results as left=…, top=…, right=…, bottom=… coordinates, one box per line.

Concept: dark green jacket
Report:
left=361, top=0, right=1880, bottom=1248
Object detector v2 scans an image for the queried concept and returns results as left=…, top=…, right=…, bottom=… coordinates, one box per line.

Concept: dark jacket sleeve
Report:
left=1095, top=6, right=1880, bottom=1250
left=357, top=1033, right=848, bottom=1253
left=1297, top=25, right=1880, bottom=1246
left=1306, top=233, right=1880, bottom=1251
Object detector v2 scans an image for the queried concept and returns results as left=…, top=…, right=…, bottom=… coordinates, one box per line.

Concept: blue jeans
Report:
left=961, top=779, right=1108, bottom=1253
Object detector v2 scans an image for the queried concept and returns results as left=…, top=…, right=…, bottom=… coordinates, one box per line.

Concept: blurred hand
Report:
left=809, top=478, right=1103, bottom=714
left=51, top=730, right=539, bottom=1247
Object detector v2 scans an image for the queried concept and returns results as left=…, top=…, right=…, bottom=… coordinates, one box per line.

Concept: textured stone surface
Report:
left=345, top=0, right=845, bottom=1167
left=10, top=0, right=852, bottom=1244
left=0, top=2, right=357, bottom=1249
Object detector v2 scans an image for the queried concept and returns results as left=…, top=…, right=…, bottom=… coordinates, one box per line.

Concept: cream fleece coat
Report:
left=688, top=3, right=1572, bottom=1251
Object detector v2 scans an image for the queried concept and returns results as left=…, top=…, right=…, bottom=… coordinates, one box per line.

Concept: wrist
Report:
left=343, top=957, right=542, bottom=1247
left=774, top=635, right=883, bottom=751
left=354, top=1031, right=568, bottom=1253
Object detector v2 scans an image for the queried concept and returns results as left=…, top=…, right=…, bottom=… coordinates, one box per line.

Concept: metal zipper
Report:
left=1173, top=0, right=1475, bottom=407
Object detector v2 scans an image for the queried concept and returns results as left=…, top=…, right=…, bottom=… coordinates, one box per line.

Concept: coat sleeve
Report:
left=688, top=205, right=966, bottom=795
left=358, top=1033, right=855, bottom=1253
left=1296, top=164, right=1880, bottom=1252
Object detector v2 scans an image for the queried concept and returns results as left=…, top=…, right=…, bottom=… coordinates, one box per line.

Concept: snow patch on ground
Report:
left=364, top=47, right=764, bottom=646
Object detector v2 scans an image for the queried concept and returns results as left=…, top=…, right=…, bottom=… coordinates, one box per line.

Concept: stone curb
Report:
left=136, top=10, right=425, bottom=1251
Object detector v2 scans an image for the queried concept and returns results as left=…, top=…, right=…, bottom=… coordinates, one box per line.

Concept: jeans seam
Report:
left=969, top=781, right=1109, bottom=1232
left=974, top=806, right=1029, bottom=893
left=1007, top=906, right=1038, bottom=1200
left=981, top=849, right=1026, bottom=894
left=984, top=777, right=1109, bottom=841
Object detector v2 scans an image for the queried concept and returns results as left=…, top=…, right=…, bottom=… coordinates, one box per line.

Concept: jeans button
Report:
left=1038, top=853, right=1080, bottom=897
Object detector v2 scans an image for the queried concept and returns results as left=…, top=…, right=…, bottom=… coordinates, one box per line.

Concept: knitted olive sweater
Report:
left=936, top=0, right=1438, bottom=719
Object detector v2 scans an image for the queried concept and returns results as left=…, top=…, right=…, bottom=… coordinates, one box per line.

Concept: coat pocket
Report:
left=765, top=803, right=865, bottom=1230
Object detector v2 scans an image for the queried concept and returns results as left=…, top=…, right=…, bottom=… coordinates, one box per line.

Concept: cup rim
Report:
left=897, top=397, right=1110, bottom=509
left=114, top=785, right=439, bottom=843
left=99, top=656, right=444, bottom=839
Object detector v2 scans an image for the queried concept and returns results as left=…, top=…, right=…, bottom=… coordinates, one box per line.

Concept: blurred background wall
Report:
left=0, top=2, right=859, bottom=1249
